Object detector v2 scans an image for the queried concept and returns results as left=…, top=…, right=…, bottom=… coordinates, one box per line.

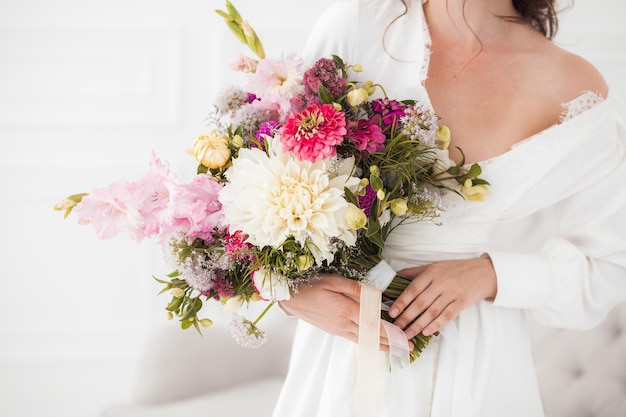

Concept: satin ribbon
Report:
left=355, top=283, right=382, bottom=417
left=354, top=261, right=412, bottom=417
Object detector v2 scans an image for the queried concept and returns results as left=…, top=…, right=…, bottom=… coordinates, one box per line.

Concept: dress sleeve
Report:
left=489, top=132, right=626, bottom=329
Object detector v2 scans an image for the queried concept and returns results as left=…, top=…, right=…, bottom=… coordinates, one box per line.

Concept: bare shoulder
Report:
left=537, top=41, right=609, bottom=102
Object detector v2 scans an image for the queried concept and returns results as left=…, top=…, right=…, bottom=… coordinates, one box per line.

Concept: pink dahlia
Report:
left=279, top=103, right=347, bottom=162
left=346, top=119, right=386, bottom=154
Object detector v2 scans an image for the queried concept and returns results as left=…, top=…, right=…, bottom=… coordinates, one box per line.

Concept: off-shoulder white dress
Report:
left=272, top=1, right=626, bottom=416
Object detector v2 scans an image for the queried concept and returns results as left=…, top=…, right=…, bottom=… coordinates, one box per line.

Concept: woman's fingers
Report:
left=388, top=257, right=498, bottom=339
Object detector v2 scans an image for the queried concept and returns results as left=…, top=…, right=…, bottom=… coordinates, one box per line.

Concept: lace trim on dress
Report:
left=418, top=0, right=432, bottom=85
left=560, top=91, right=605, bottom=122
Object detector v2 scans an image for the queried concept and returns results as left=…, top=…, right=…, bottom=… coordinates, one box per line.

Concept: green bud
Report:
left=171, top=288, right=185, bottom=298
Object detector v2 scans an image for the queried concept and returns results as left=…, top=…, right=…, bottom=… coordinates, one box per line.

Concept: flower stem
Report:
left=252, top=301, right=275, bottom=326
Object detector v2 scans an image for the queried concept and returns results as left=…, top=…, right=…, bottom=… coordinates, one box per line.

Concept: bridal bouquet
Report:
left=54, top=1, right=488, bottom=358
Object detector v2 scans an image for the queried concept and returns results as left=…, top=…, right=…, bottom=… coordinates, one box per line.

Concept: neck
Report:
left=424, top=0, right=519, bottom=48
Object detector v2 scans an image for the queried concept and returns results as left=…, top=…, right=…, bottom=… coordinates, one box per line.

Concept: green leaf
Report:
left=471, top=178, right=490, bottom=185
left=165, top=296, right=183, bottom=312
left=181, top=319, right=194, bottom=330
left=456, top=146, right=466, bottom=166
left=197, top=164, right=208, bottom=175
left=318, top=84, right=333, bottom=104
left=344, top=187, right=358, bottom=206
left=467, top=163, right=482, bottom=178
left=225, top=0, right=243, bottom=24
left=447, top=166, right=461, bottom=176
left=214, top=9, right=232, bottom=21
left=369, top=174, right=383, bottom=191
left=366, top=218, right=381, bottom=237
left=331, top=54, right=345, bottom=69
left=368, top=232, right=385, bottom=250
left=225, top=21, right=246, bottom=44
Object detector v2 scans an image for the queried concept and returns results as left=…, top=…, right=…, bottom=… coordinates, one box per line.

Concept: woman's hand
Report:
left=388, top=256, right=497, bottom=340
left=279, top=274, right=394, bottom=350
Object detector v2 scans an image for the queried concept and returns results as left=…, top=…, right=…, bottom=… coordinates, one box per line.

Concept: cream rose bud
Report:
left=170, top=288, right=185, bottom=298
left=223, top=294, right=245, bottom=313
left=389, top=198, right=409, bottom=216
left=436, top=125, right=451, bottom=150
left=296, top=254, right=314, bottom=272
left=347, top=87, right=369, bottom=106
left=231, top=134, right=244, bottom=149
left=253, top=268, right=291, bottom=301
left=461, top=179, right=489, bottom=202
left=345, top=204, right=367, bottom=230
left=193, top=131, right=231, bottom=169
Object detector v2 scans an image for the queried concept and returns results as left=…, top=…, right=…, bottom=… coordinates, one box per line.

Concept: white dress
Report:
left=272, top=1, right=626, bottom=416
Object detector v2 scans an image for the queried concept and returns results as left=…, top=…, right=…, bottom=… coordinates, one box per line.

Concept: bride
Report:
left=272, top=0, right=626, bottom=416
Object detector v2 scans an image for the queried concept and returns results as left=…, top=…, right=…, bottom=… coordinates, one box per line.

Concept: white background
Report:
left=0, top=1, right=624, bottom=416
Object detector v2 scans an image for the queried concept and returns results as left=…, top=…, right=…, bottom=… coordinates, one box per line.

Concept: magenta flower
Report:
left=358, top=185, right=377, bottom=218
left=224, top=229, right=255, bottom=262
left=279, top=103, right=347, bottom=162
left=254, top=120, right=282, bottom=149
left=346, top=119, right=386, bottom=154
left=371, top=98, right=407, bottom=126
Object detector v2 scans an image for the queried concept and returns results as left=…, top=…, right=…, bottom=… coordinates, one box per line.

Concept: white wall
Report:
left=0, top=1, right=624, bottom=417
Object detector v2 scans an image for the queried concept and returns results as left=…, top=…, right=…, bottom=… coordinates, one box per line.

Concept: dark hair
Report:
left=395, top=0, right=560, bottom=39
left=511, top=0, right=559, bottom=39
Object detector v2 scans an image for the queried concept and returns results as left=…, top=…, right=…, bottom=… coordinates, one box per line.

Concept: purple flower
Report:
left=254, top=120, right=282, bottom=148
left=371, top=98, right=407, bottom=126
left=209, top=271, right=235, bottom=298
left=358, top=185, right=377, bottom=218
left=246, top=92, right=260, bottom=104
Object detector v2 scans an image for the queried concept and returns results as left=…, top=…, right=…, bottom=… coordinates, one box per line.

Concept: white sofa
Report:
left=102, top=304, right=626, bottom=417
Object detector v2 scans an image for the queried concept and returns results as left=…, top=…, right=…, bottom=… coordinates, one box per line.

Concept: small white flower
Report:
left=229, top=314, right=268, bottom=349
left=379, top=208, right=391, bottom=227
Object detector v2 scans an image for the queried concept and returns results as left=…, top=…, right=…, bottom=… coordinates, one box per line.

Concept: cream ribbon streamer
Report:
left=354, top=261, right=412, bottom=417
left=355, top=283, right=382, bottom=417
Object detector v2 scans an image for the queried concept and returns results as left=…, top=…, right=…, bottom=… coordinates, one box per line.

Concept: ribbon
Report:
left=355, top=283, right=382, bottom=417
left=354, top=261, right=413, bottom=417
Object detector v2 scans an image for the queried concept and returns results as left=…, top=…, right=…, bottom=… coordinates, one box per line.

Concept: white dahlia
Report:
left=218, top=136, right=359, bottom=265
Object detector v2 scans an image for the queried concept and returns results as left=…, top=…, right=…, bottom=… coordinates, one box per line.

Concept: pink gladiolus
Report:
left=279, top=103, right=347, bottom=162
left=165, top=174, right=225, bottom=242
left=134, top=152, right=177, bottom=237
left=73, top=180, right=147, bottom=241
left=247, top=54, right=304, bottom=119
